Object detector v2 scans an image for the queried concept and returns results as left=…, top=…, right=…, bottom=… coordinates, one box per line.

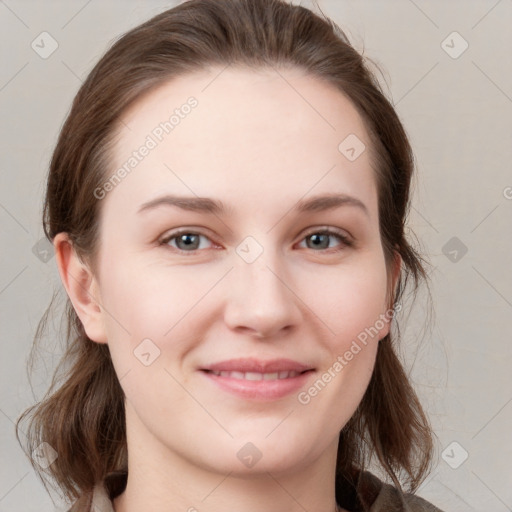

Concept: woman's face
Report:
left=88, top=66, right=397, bottom=475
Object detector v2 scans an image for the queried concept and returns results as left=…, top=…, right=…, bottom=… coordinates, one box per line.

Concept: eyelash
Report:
left=159, top=228, right=353, bottom=255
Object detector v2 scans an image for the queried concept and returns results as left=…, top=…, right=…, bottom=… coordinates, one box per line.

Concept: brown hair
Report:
left=17, top=0, right=434, bottom=508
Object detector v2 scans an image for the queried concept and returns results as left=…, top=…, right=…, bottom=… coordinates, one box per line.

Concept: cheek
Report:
left=99, top=255, right=206, bottom=335
left=295, top=262, right=388, bottom=427
left=97, top=255, right=220, bottom=376
left=310, top=258, right=390, bottom=350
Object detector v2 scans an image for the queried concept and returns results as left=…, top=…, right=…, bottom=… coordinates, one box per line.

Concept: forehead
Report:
left=107, top=65, right=377, bottom=216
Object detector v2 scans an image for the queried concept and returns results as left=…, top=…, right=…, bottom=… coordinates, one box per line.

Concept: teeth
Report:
left=209, top=370, right=300, bottom=380
left=245, top=372, right=262, bottom=381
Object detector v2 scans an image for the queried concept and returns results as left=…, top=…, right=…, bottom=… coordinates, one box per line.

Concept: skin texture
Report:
left=55, top=66, right=400, bottom=512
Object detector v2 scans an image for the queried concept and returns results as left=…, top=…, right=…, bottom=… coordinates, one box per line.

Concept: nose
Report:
left=223, top=248, right=302, bottom=339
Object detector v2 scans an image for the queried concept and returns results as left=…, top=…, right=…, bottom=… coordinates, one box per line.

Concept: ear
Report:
left=379, top=249, right=402, bottom=340
left=53, top=233, right=108, bottom=344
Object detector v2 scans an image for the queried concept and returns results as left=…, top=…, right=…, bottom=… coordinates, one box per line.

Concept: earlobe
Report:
left=53, top=233, right=108, bottom=344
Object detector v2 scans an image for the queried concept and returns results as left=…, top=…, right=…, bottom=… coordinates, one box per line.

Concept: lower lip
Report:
left=200, top=370, right=314, bottom=400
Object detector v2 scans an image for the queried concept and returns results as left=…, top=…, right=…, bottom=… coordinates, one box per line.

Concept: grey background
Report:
left=1, top=0, right=511, bottom=510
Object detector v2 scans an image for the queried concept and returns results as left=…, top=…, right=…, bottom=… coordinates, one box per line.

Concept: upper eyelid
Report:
left=301, top=226, right=352, bottom=240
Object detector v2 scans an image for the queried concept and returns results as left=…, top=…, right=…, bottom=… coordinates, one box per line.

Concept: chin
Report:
left=192, top=434, right=315, bottom=477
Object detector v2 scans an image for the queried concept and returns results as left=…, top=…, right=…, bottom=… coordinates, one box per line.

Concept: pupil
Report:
left=179, top=234, right=198, bottom=249
left=310, top=234, right=327, bottom=249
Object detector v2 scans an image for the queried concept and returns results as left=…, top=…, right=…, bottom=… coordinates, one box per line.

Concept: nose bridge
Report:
left=235, top=236, right=289, bottom=304
left=224, top=235, right=300, bottom=337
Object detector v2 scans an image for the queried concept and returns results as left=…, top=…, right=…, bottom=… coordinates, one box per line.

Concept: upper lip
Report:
left=201, top=358, right=314, bottom=373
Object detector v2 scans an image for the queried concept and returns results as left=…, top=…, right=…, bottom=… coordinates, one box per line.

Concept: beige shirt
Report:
left=69, top=470, right=444, bottom=512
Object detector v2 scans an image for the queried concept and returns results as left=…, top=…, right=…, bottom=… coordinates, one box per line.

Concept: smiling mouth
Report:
left=199, top=365, right=315, bottom=401
left=202, top=369, right=310, bottom=380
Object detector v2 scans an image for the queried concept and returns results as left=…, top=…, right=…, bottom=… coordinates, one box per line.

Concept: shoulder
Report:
left=359, top=471, right=444, bottom=512
left=336, top=469, right=444, bottom=512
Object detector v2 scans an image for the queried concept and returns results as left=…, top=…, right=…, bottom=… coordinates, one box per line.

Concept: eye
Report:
left=160, top=230, right=215, bottom=253
left=159, top=227, right=353, bottom=255
left=297, top=229, right=353, bottom=252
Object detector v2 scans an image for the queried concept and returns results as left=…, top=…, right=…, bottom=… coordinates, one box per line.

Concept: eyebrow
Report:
left=137, top=193, right=369, bottom=217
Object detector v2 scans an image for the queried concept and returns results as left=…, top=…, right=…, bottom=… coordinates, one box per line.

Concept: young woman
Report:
left=17, top=1, right=443, bottom=511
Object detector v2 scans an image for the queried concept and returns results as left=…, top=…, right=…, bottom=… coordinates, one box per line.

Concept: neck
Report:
left=113, top=404, right=343, bottom=512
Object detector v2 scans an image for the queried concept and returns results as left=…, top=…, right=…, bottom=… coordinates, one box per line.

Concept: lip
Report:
left=199, top=358, right=315, bottom=401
